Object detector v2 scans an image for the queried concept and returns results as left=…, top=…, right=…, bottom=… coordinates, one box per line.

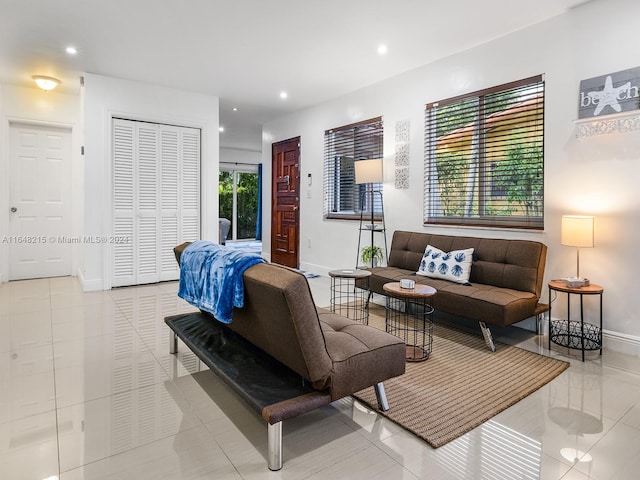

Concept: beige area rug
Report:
left=353, top=304, right=570, bottom=448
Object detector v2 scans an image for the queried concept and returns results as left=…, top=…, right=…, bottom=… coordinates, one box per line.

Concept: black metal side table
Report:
left=548, top=280, right=603, bottom=361
left=328, top=269, right=372, bottom=324
left=383, top=282, right=437, bottom=362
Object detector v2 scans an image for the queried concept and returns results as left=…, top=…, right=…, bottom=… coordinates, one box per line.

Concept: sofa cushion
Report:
left=317, top=309, right=406, bottom=399
left=387, top=231, right=546, bottom=298
left=417, top=245, right=474, bottom=284
left=369, top=265, right=538, bottom=328
left=226, top=263, right=334, bottom=390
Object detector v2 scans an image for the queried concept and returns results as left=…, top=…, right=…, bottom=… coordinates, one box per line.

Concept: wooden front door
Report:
left=271, top=137, right=300, bottom=268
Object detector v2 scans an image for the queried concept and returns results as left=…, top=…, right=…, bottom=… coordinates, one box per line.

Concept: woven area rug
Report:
left=353, top=304, right=569, bottom=448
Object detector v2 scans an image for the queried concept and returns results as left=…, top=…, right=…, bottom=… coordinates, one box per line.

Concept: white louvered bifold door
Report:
left=136, top=124, right=160, bottom=285
left=113, top=121, right=136, bottom=286
left=113, top=119, right=200, bottom=287
left=180, top=127, right=201, bottom=244
left=159, top=126, right=201, bottom=281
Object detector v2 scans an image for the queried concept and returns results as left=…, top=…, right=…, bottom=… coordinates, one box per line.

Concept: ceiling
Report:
left=0, top=0, right=592, bottom=148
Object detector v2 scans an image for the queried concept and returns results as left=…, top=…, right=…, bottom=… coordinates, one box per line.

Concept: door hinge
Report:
left=81, top=146, right=85, bottom=155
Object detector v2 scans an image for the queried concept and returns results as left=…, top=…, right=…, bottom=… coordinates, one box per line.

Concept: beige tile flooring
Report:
left=2, top=275, right=640, bottom=479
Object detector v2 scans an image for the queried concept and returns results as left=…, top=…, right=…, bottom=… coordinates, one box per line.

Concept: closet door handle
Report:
left=10, top=207, right=17, bottom=213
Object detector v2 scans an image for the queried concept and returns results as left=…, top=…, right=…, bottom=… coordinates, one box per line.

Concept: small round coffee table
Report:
left=383, top=282, right=437, bottom=362
left=329, top=269, right=372, bottom=324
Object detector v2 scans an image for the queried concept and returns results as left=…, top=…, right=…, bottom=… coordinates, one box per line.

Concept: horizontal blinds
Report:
left=324, top=117, right=383, bottom=219
left=424, top=76, right=544, bottom=229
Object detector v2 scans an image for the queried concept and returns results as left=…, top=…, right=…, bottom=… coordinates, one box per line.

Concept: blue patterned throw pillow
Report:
left=417, top=245, right=474, bottom=284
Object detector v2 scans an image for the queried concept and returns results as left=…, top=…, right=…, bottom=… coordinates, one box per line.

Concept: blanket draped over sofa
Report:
left=177, top=240, right=265, bottom=323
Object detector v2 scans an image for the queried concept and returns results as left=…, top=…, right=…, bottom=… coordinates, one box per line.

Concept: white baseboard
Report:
left=77, top=268, right=104, bottom=292
left=299, top=261, right=331, bottom=277
left=602, top=329, right=640, bottom=357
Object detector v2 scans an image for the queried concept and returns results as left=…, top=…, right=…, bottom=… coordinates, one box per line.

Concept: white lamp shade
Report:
left=561, top=215, right=595, bottom=248
left=354, top=158, right=383, bottom=184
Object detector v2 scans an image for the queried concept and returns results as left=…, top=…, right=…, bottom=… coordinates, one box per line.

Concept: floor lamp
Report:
left=354, top=158, right=387, bottom=268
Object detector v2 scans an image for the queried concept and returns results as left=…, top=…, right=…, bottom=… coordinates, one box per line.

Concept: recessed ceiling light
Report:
left=232, top=107, right=238, bottom=112
left=66, top=46, right=78, bottom=55
left=377, top=44, right=388, bottom=55
left=219, top=126, right=225, bottom=132
left=280, top=91, right=288, bottom=99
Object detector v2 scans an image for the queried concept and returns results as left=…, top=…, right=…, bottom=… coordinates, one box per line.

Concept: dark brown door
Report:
left=271, top=137, right=300, bottom=268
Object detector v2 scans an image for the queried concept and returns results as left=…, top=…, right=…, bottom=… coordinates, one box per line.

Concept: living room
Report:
left=1, top=0, right=640, bottom=478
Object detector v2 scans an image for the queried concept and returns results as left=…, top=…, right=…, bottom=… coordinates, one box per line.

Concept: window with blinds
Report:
left=424, top=75, right=544, bottom=229
left=324, top=117, right=384, bottom=220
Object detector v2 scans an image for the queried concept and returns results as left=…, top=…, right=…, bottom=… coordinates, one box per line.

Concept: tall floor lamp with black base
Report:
left=354, top=158, right=387, bottom=268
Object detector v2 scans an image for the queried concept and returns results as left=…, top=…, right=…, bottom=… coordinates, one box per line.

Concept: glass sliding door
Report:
left=219, top=165, right=260, bottom=241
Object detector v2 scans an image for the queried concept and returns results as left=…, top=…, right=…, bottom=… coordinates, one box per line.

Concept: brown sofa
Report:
left=365, top=230, right=548, bottom=349
left=167, top=243, right=406, bottom=470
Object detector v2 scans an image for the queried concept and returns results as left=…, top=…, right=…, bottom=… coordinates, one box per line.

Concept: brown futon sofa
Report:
left=166, top=243, right=406, bottom=470
left=365, top=230, right=548, bottom=350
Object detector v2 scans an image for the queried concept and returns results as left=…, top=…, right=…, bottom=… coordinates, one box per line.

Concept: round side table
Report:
left=548, top=280, right=603, bottom=361
left=383, top=282, right=437, bottom=362
left=328, top=269, right=372, bottom=324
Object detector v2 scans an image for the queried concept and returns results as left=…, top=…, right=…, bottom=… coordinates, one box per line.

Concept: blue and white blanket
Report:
left=177, top=240, right=265, bottom=323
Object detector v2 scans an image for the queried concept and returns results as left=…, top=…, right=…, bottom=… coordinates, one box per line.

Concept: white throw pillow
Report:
left=416, top=245, right=474, bottom=284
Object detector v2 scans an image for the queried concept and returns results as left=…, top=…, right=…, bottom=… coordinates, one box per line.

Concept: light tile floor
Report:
left=1, top=275, right=640, bottom=479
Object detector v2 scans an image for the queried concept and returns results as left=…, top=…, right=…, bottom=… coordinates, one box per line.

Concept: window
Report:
left=424, top=75, right=544, bottom=229
left=324, top=117, right=383, bottom=220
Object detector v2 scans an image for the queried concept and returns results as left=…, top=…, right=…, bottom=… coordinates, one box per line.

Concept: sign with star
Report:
left=578, top=67, right=640, bottom=119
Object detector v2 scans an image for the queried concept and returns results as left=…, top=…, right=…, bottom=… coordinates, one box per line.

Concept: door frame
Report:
left=3, top=118, right=79, bottom=283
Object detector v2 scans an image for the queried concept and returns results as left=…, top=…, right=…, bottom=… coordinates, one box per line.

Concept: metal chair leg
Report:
left=268, top=421, right=283, bottom=471
left=479, top=321, right=496, bottom=352
left=374, top=382, right=390, bottom=411
left=169, top=332, right=178, bottom=354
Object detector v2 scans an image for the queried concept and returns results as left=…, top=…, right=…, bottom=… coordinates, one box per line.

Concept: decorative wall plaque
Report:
left=578, top=67, right=640, bottom=119
left=394, top=120, right=410, bottom=189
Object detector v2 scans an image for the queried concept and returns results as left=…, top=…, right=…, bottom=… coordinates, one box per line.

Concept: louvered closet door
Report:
left=159, top=126, right=201, bottom=281
left=113, top=119, right=200, bottom=287
left=113, top=121, right=136, bottom=286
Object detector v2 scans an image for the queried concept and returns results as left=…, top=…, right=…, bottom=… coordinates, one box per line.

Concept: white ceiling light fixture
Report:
left=65, top=46, right=78, bottom=55
left=280, top=91, right=288, bottom=99
left=32, top=75, right=60, bottom=91
left=219, top=126, right=225, bottom=132
left=377, top=44, right=388, bottom=55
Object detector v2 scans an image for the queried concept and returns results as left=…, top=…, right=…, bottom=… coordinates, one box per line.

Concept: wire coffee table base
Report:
left=383, top=282, right=436, bottom=362
left=329, top=269, right=371, bottom=324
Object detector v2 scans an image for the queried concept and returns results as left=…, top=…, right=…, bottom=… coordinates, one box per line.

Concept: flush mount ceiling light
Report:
left=65, top=46, right=78, bottom=55
left=32, top=75, right=60, bottom=91
left=279, top=91, right=288, bottom=99
left=377, top=44, right=388, bottom=55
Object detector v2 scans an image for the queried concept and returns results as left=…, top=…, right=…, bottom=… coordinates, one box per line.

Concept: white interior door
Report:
left=8, top=123, right=72, bottom=280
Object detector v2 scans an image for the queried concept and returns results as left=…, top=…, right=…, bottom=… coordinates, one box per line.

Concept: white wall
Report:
left=0, top=84, right=82, bottom=284
left=82, top=73, right=219, bottom=291
left=220, top=147, right=262, bottom=167
left=263, top=0, right=640, bottom=350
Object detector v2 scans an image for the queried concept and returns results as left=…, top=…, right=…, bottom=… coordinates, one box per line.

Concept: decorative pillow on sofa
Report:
left=416, top=245, right=474, bottom=284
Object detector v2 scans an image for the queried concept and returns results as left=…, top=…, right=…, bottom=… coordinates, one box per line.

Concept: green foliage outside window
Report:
left=219, top=171, right=259, bottom=240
